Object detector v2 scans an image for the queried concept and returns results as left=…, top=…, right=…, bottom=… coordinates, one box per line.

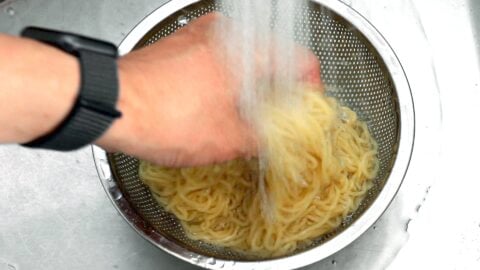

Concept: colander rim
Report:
left=93, top=0, right=415, bottom=269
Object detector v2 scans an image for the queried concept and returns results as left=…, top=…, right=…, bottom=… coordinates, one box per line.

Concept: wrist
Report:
left=94, top=58, right=142, bottom=152
left=33, top=46, right=80, bottom=142
left=18, top=27, right=124, bottom=150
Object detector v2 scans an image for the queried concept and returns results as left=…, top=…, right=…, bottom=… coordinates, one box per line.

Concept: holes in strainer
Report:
left=112, top=0, right=400, bottom=261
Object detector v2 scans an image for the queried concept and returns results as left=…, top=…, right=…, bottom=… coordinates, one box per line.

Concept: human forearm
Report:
left=0, top=33, right=138, bottom=150
left=0, top=14, right=321, bottom=167
left=0, top=33, right=79, bottom=143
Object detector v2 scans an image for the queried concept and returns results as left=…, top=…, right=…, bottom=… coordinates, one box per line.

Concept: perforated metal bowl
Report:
left=93, top=0, right=414, bottom=269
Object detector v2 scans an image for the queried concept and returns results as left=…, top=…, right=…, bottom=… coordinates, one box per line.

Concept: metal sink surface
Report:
left=0, top=0, right=479, bottom=269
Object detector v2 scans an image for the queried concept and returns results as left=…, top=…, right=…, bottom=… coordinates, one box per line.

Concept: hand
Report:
left=96, top=13, right=322, bottom=167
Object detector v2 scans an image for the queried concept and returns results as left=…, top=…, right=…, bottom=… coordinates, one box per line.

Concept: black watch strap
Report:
left=21, top=27, right=121, bottom=151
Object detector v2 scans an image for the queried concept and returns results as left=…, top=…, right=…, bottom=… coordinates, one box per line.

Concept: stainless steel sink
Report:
left=0, top=0, right=479, bottom=269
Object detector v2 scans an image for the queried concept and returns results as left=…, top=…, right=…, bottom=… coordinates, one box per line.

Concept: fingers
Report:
left=294, top=46, right=323, bottom=89
left=184, top=12, right=323, bottom=88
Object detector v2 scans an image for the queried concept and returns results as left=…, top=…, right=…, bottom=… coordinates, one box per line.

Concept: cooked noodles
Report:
left=139, top=89, right=378, bottom=258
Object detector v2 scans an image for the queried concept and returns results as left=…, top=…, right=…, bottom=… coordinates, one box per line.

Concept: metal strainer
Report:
left=93, top=0, right=414, bottom=268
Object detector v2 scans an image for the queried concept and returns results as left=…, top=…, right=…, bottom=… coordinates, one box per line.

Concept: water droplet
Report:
left=206, top=257, right=216, bottom=265
left=218, top=261, right=225, bottom=268
left=405, top=219, right=412, bottom=231
left=331, top=259, right=337, bottom=265
left=7, top=264, right=17, bottom=270
left=110, top=187, right=123, bottom=200
left=177, top=15, right=189, bottom=26
left=339, top=110, right=349, bottom=122
left=6, top=7, right=15, bottom=16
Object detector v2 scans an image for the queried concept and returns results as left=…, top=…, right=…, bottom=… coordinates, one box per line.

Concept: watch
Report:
left=21, top=27, right=122, bottom=151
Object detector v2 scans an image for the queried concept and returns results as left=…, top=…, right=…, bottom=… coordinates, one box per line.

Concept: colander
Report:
left=93, top=0, right=414, bottom=269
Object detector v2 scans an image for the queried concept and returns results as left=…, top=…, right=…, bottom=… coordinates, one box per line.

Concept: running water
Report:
left=213, top=0, right=311, bottom=218
left=214, top=0, right=309, bottom=120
